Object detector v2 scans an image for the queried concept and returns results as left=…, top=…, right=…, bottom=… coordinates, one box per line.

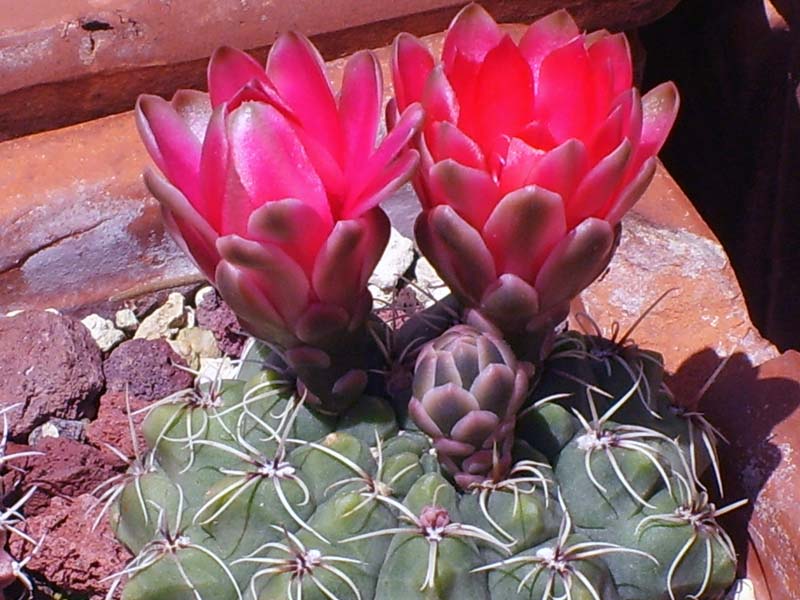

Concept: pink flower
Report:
left=136, top=33, right=423, bottom=349
left=391, top=4, right=679, bottom=349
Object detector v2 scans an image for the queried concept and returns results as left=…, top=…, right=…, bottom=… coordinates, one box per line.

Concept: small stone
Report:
left=0, top=311, right=104, bottom=440
left=414, top=257, right=451, bottom=306
left=81, top=313, right=126, bottom=352
left=8, top=494, right=131, bottom=598
left=194, top=285, right=215, bottom=307
left=104, top=338, right=194, bottom=402
left=114, top=308, right=139, bottom=332
left=198, top=356, right=238, bottom=383
left=168, top=327, right=221, bottom=370
left=133, top=292, right=187, bottom=340
left=28, top=418, right=86, bottom=446
left=196, top=289, right=248, bottom=357
left=369, top=227, right=415, bottom=297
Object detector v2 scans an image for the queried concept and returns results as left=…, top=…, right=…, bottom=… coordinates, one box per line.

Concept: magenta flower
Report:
left=136, top=33, right=423, bottom=351
left=391, top=4, right=679, bottom=355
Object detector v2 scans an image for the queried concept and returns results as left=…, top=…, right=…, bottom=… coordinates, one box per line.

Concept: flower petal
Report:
left=415, top=206, right=497, bottom=306
left=429, top=120, right=485, bottom=169
left=636, top=82, right=680, bottom=163
left=422, top=65, right=461, bottom=138
left=339, top=50, right=382, bottom=177
left=527, top=139, right=589, bottom=208
left=247, top=198, right=330, bottom=274
left=422, top=384, right=480, bottom=434
left=228, top=101, right=332, bottom=225
left=482, top=185, right=567, bottom=280
left=312, top=210, right=390, bottom=309
left=479, top=273, right=541, bottom=329
left=428, top=159, right=499, bottom=230
left=587, top=32, right=633, bottom=119
left=207, top=46, right=269, bottom=107
left=171, top=89, right=213, bottom=142
left=604, top=157, right=657, bottom=225
left=535, top=38, right=594, bottom=140
left=197, top=105, right=228, bottom=233
left=136, top=94, right=202, bottom=204
left=442, top=3, right=503, bottom=74
left=144, top=170, right=220, bottom=280
left=343, top=150, right=419, bottom=219
left=451, top=410, right=500, bottom=447
left=266, top=31, right=342, bottom=161
left=534, top=217, right=615, bottom=310
left=569, top=139, right=632, bottom=226
left=498, top=137, right=546, bottom=195
left=217, top=234, right=310, bottom=328
left=392, top=33, right=435, bottom=110
left=519, top=9, right=580, bottom=84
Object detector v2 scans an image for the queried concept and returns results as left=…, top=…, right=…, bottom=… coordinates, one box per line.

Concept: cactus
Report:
left=105, top=319, right=742, bottom=600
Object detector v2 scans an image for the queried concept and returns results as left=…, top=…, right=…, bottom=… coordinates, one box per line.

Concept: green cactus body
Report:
left=109, top=329, right=739, bottom=600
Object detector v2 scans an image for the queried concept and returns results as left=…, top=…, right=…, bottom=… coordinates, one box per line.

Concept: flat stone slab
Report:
left=0, top=0, right=679, bottom=139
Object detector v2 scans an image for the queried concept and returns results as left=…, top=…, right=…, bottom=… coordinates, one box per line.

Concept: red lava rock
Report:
left=103, top=339, right=193, bottom=402
left=0, top=311, right=104, bottom=440
left=195, top=289, right=248, bottom=357
left=8, top=493, right=131, bottom=599
left=7, top=437, right=123, bottom=517
left=85, top=391, right=149, bottom=461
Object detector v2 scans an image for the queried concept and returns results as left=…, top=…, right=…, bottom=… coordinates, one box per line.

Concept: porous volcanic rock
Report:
left=7, top=437, right=122, bottom=517
left=195, top=289, right=248, bottom=357
left=103, top=338, right=193, bottom=402
left=86, top=391, right=149, bottom=461
left=0, top=311, right=104, bottom=440
left=8, top=493, right=131, bottom=599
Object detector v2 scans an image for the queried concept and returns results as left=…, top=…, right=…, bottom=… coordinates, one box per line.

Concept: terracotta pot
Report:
left=0, top=0, right=680, bottom=140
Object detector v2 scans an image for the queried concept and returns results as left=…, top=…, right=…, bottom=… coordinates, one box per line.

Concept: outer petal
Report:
left=527, top=139, right=589, bottom=208
left=217, top=234, right=311, bottom=327
left=429, top=120, right=485, bottom=169
left=428, top=159, right=499, bottom=230
left=136, top=94, right=202, bottom=204
left=392, top=33, right=435, bottom=110
left=534, top=217, right=615, bottom=310
left=247, top=198, right=330, bottom=274
left=479, top=274, right=541, bottom=329
left=635, top=82, right=680, bottom=164
left=421, top=65, right=461, bottom=137
left=339, top=50, right=382, bottom=178
left=415, top=206, right=497, bottom=306
left=604, top=157, right=658, bottom=225
left=170, top=90, right=213, bottom=142
left=311, top=209, right=390, bottom=310
left=228, top=102, right=332, bottom=226
left=569, top=139, right=632, bottom=226
left=421, top=384, right=480, bottom=434
left=207, top=46, right=269, bottom=107
left=519, top=9, right=580, bottom=84
left=266, top=32, right=342, bottom=161
left=587, top=33, right=633, bottom=119
left=498, top=137, right=546, bottom=195
left=144, top=170, right=220, bottom=280
left=442, top=3, right=503, bottom=74
left=343, top=150, right=419, bottom=220
left=197, top=105, right=229, bottom=233
left=482, top=185, right=567, bottom=280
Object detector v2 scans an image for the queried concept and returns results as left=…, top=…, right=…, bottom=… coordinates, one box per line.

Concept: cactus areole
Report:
left=116, top=4, right=743, bottom=600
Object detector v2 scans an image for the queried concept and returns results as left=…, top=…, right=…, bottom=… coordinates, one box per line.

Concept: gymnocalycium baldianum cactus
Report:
left=115, top=4, right=746, bottom=599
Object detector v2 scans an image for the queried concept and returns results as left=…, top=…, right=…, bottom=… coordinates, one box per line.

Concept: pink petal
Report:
left=346, top=102, right=424, bottom=215
left=636, top=82, right=680, bottom=163
left=414, top=206, right=497, bottom=306
left=217, top=234, right=310, bottom=328
left=343, top=150, right=419, bottom=219
left=339, top=50, right=382, bottom=178
left=207, top=46, right=269, bottom=107
left=442, top=3, right=503, bottom=74
left=534, top=38, right=594, bottom=141
left=534, top=217, right=615, bottom=310
left=479, top=273, right=541, bottom=329
left=144, top=170, right=220, bottom=281
left=197, top=105, right=228, bottom=233
left=587, top=33, right=633, bottom=120
left=516, top=120, right=557, bottom=151
left=392, top=33, right=435, bottom=111
left=527, top=139, right=589, bottom=208
left=464, top=35, right=535, bottom=156
left=498, top=137, right=546, bottom=195
left=135, top=94, right=202, bottom=205
left=312, top=210, right=390, bottom=310
left=429, top=121, right=485, bottom=168
left=266, top=32, right=342, bottom=162
left=170, top=90, right=213, bottom=142
left=428, top=159, right=499, bottom=230
left=422, top=65, right=460, bottom=141
left=482, top=185, right=567, bottom=281
left=586, top=103, right=626, bottom=165
left=519, top=9, right=580, bottom=84
left=604, top=157, right=657, bottom=225
left=247, top=198, right=330, bottom=275
left=227, top=102, right=332, bottom=226
left=569, top=139, right=632, bottom=227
